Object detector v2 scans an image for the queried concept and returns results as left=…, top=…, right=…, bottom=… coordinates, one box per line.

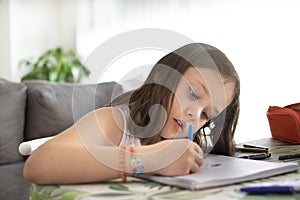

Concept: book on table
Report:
left=139, top=154, right=298, bottom=191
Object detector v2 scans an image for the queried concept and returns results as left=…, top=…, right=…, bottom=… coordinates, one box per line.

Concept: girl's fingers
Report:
left=195, top=153, right=204, bottom=168
left=190, top=161, right=201, bottom=173
left=192, top=142, right=204, bottom=165
left=192, top=145, right=204, bottom=172
left=193, top=143, right=202, bottom=154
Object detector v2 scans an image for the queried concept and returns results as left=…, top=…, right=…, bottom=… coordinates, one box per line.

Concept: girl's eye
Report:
left=189, top=87, right=198, bottom=100
left=201, top=110, right=209, bottom=120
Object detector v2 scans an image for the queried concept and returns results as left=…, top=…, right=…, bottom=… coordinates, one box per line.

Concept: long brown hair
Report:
left=111, top=43, right=240, bottom=156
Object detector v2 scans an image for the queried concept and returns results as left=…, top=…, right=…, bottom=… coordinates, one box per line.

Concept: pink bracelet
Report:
left=119, top=144, right=126, bottom=182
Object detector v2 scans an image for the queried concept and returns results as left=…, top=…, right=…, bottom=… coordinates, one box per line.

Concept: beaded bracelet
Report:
left=119, top=144, right=126, bottom=182
left=129, top=143, right=144, bottom=176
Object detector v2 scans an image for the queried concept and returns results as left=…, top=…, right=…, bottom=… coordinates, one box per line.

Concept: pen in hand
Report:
left=188, top=124, right=194, bottom=141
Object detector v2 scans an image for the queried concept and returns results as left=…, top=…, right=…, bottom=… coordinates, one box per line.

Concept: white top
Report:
left=116, top=105, right=141, bottom=147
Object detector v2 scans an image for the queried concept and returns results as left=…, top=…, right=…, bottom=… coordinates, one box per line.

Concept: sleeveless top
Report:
left=116, top=105, right=141, bottom=147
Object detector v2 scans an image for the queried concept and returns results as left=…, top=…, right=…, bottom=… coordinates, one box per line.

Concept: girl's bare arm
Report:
left=24, top=107, right=203, bottom=184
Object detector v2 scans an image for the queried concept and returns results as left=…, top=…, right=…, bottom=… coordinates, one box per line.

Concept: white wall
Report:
left=0, top=0, right=11, bottom=80
left=0, top=0, right=77, bottom=81
left=1, top=0, right=299, bottom=143
left=76, top=0, right=300, bottom=143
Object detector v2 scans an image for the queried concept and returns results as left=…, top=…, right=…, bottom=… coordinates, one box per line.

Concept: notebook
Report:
left=139, top=154, right=298, bottom=190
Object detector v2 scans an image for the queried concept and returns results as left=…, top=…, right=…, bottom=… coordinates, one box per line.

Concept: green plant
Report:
left=19, top=47, right=90, bottom=83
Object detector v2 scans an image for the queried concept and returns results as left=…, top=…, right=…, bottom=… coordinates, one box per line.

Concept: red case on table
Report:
left=266, top=103, right=300, bottom=144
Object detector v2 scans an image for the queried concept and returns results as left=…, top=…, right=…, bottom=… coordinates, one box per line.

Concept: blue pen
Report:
left=240, top=185, right=300, bottom=195
left=188, top=124, right=194, bottom=141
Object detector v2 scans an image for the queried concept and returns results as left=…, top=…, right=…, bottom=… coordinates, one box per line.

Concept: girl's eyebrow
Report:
left=191, top=79, right=208, bottom=97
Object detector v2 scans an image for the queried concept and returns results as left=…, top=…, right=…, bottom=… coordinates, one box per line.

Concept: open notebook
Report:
left=139, top=154, right=298, bottom=191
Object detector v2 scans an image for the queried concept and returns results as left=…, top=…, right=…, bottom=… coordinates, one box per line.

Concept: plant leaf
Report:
left=20, top=47, right=89, bottom=83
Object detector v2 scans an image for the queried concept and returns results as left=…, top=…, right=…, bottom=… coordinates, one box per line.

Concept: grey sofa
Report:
left=0, top=78, right=122, bottom=200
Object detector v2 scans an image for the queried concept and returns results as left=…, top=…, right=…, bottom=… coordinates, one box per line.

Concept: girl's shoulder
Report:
left=97, top=105, right=141, bottom=146
left=94, top=106, right=125, bottom=145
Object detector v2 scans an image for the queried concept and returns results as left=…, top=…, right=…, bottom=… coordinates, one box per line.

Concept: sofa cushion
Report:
left=0, top=162, right=31, bottom=200
left=24, top=80, right=122, bottom=141
left=0, top=78, right=26, bottom=164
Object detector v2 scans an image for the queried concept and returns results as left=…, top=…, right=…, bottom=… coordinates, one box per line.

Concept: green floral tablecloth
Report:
left=30, top=138, right=300, bottom=200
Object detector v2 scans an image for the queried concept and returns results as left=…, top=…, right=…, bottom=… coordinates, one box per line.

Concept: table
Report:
left=30, top=138, right=300, bottom=200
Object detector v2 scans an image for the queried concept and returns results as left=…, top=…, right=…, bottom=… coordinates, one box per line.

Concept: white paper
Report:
left=18, top=136, right=54, bottom=155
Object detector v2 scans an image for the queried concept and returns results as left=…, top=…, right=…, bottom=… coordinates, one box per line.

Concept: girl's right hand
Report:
left=145, top=139, right=204, bottom=176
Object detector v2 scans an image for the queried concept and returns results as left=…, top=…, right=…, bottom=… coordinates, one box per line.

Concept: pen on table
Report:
left=188, top=124, right=194, bottom=141
left=242, top=144, right=269, bottom=151
left=238, top=153, right=271, bottom=160
left=240, top=184, right=300, bottom=195
left=278, top=153, right=300, bottom=160
left=236, top=147, right=269, bottom=153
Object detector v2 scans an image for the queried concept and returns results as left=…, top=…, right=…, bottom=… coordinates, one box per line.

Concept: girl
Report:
left=24, top=43, right=240, bottom=184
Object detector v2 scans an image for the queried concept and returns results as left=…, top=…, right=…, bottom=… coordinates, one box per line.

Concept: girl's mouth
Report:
left=174, top=119, right=184, bottom=132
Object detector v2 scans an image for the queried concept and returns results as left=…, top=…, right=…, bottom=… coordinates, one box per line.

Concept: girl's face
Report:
left=160, top=67, right=234, bottom=139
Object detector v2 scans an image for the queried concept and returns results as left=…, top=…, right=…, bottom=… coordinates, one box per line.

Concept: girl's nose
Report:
left=185, top=103, right=201, bottom=122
